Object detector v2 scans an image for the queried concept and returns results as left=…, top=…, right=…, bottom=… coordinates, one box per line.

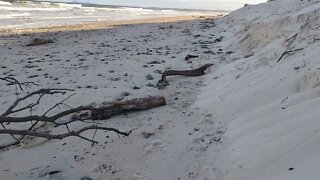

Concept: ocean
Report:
left=0, top=0, right=225, bottom=29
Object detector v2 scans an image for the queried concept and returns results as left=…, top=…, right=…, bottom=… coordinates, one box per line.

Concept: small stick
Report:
left=281, top=97, right=288, bottom=104
left=277, top=48, right=304, bottom=63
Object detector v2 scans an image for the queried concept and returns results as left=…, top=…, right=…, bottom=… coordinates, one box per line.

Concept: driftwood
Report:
left=27, top=38, right=54, bottom=46
left=277, top=48, right=304, bottom=63
left=156, top=64, right=213, bottom=89
left=284, top=33, right=297, bottom=47
left=0, top=94, right=166, bottom=149
left=185, top=54, right=199, bottom=61
left=0, top=78, right=166, bottom=149
left=74, top=96, right=167, bottom=120
left=277, top=32, right=303, bottom=63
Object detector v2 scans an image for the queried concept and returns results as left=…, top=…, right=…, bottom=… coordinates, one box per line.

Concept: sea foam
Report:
left=0, top=1, right=220, bottom=29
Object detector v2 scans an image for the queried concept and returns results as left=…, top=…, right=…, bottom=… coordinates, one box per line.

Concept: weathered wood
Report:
left=185, top=54, right=199, bottom=61
left=0, top=80, right=165, bottom=149
left=156, top=64, right=213, bottom=89
left=75, top=96, right=166, bottom=120
left=27, top=38, right=54, bottom=46
left=277, top=48, right=304, bottom=63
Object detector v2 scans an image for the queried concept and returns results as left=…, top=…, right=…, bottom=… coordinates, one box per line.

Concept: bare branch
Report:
left=43, top=93, right=76, bottom=116
left=10, top=94, right=45, bottom=114
left=1, top=96, right=166, bottom=124
left=0, top=137, right=23, bottom=150
left=1, top=88, right=74, bottom=117
left=0, top=125, right=132, bottom=140
left=0, top=106, right=91, bottom=123
left=0, top=123, right=19, bottom=141
left=277, top=48, right=304, bottom=63
left=0, top=77, right=24, bottom=91
left=0, top=77, right=38, bottom=91
left=0, top=79, right=166, bottom=150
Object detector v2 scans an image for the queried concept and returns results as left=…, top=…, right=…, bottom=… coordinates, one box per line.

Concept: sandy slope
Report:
left=196, top=0, right=320, bottom=179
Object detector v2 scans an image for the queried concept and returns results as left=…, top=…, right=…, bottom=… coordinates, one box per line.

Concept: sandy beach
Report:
left=2, top=0, right=320, bottom=179
left=0, top=16, right=220, bottom=179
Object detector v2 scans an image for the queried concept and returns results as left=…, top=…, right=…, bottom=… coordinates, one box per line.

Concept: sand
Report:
left=0, top=16, right=219, bottom=179
left=2, top=0, right=320, bottom=179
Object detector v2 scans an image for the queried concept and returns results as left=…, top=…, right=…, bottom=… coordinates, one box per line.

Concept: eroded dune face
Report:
left=196, top=0, right=320, bottom=180
left=299, top=67, right=320, bottom=92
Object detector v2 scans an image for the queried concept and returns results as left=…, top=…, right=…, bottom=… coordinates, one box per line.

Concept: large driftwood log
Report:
left=156, top=64, right=213, bottom=89
left=27, top=38, right=54, bottom=46
left=89, top=96, right=166, bottom=120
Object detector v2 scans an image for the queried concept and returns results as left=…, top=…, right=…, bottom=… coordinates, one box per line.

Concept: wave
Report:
left=55, top=3, right=82, bottom=9
left=0, top=1, right=12, bottom=6
left=38, top=2, right=53, bottom=6
left=0, top=13, right=30, bottom=19
left=119, top=7, right=153, bottom=12
left=0, top=6, right=67, bottom=11
left=0, top=0, right=221, bottom=29
left=161, top=10, right=175, bottom=13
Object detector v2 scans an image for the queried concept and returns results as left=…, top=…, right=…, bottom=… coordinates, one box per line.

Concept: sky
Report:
left=51, top=0, right=267, bottom=11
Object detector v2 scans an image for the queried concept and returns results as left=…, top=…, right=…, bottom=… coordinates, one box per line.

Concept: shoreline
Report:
left=0, top=15, right=220, bottom=35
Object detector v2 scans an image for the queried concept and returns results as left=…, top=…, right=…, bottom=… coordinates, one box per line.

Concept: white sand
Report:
left=196, top=0, right=320, bottom=179
left=1, top=0, right=320, bottom=179
left=0, top=17, right=217, bottom=179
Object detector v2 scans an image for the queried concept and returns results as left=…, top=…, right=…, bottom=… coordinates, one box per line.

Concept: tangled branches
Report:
left=0, top=78, right=132, bottom=150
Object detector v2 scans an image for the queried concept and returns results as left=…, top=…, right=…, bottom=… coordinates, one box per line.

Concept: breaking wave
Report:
left=0, top=0, right=220, bottom=29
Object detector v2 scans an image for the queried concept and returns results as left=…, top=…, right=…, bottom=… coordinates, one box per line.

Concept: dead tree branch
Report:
left=0, top=125, right=132, bottom=143
left=156, top=64, right=213, bottom=89
left=0, top=137, right=23, bottom=149
left=1, top=88, right=75, bottom=117
left=0, top=96, right=166, bottom=124
left=0, top=84, right=165, bottom=149
left=0, top=77, right=38, bottom=91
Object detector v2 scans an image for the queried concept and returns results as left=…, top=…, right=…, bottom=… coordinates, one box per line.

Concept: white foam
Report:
left=0, top=0, right=219, bottom=29
left=55, top=3, right=82, bottom=9
left=0, top=6, right=67, bottom=11
left=0, top=1, right=12, bottom=6
left=161, top=10, right=175, bottom=13
left=0, top=13, right=30, bottom=19
left=115, top=7, right=155, bottom=12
